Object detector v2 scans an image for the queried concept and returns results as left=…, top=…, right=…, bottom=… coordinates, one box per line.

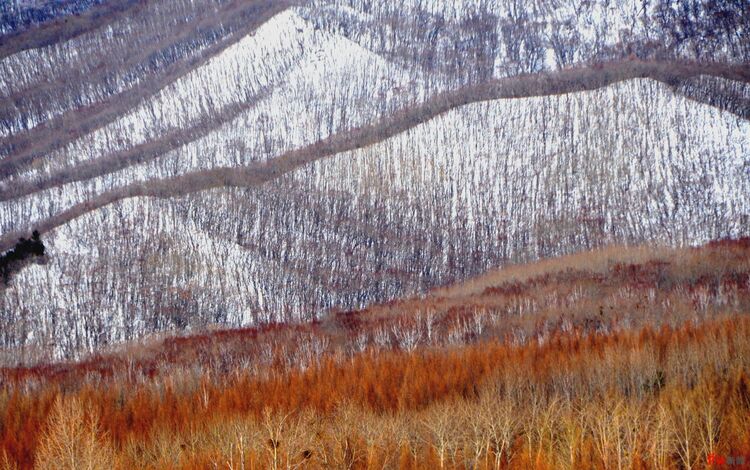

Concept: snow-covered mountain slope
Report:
left=3, top=9, right=425, bottom=191
left=0, top=61, right=744, bottom=243
left=303, top=0, right=750, bottom=82
left=0, top=9, right=429, bottom=236
left=0, top=0, right=287, bottom=171
left=3, top=0, right=748, bottom=180
left=3, top=77, right=749, bottom=360
left=1, top=0, right=749, bottom=362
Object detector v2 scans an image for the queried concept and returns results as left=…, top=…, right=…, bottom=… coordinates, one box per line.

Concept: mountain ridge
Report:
left=1, top=59, right=748, bottom=252
left=1, top=0, right=749, bottom=362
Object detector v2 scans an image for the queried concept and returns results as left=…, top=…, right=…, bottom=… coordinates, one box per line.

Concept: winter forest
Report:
left=0, top=0, right=749, bottom=468
left=0, top=0, right=749, bottom=360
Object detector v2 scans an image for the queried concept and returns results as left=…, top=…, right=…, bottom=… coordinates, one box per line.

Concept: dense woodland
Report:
left=0, top=0, right=106, bottom=35
left=0, top=1, right=748, bottom=468
left=0, top=240, right=748, bottom=468
left=1, top=68, right=748, bottom=360
left=0, top=0, right=748, bottom=359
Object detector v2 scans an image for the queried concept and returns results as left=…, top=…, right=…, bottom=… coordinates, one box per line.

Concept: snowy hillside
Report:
left=3, top=9, right=426, bottom=191
left=0, top=9, right=430, bottom=237
left=0, top=0, right=749, bottom=362
left=3, top=77, right=749, bottom=360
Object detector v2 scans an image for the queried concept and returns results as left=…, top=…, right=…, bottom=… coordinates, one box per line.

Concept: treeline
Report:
left=2, top=59, right=747, bottom=247
left=0, top=240, right=748, bottom=467
left=0, top=0, right=104, bottom=35
left=308, top=0, right=750, bottom=86
left=0, top=231, right=44, bottom=285
left=1, top=315, right=749, bottom=469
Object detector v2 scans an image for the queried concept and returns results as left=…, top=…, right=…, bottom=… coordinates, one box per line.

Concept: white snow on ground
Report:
left=9, top=8, right=425, bottom=188
left=0, top=11, right=427, bottom=234
left=0, top=0, right=236, bottom=139
left=1, top=0, right=749, bottom=359
left=1, top=78, right=747, bottom=236
left=288, top=78, right=750, bottom=254
left=3, top=77, right=749, bottom=359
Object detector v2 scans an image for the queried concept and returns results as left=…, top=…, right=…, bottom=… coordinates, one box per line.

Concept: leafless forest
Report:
left=1, top=240, right=749, bottom=468
left=0, top=1, right=749, bottom=468
left=1, top=0, right=749, bottom=360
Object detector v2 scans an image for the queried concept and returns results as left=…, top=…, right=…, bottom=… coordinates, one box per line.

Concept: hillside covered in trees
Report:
left=1, top=240, right=749, bottom=468
left=0, top=0, right=749, bottom=361
left=1, top=1, right=750, bottom=467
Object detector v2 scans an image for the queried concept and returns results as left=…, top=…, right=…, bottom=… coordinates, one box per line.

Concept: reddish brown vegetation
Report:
left=1, top=240, right=749, bottom=468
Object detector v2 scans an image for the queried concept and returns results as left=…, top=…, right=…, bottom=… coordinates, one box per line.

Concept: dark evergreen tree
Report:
left=0, top=230, right=46, bottom=285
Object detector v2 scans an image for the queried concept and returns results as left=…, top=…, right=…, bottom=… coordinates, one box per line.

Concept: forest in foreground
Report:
left=0, top=239, right=748, bottom=469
